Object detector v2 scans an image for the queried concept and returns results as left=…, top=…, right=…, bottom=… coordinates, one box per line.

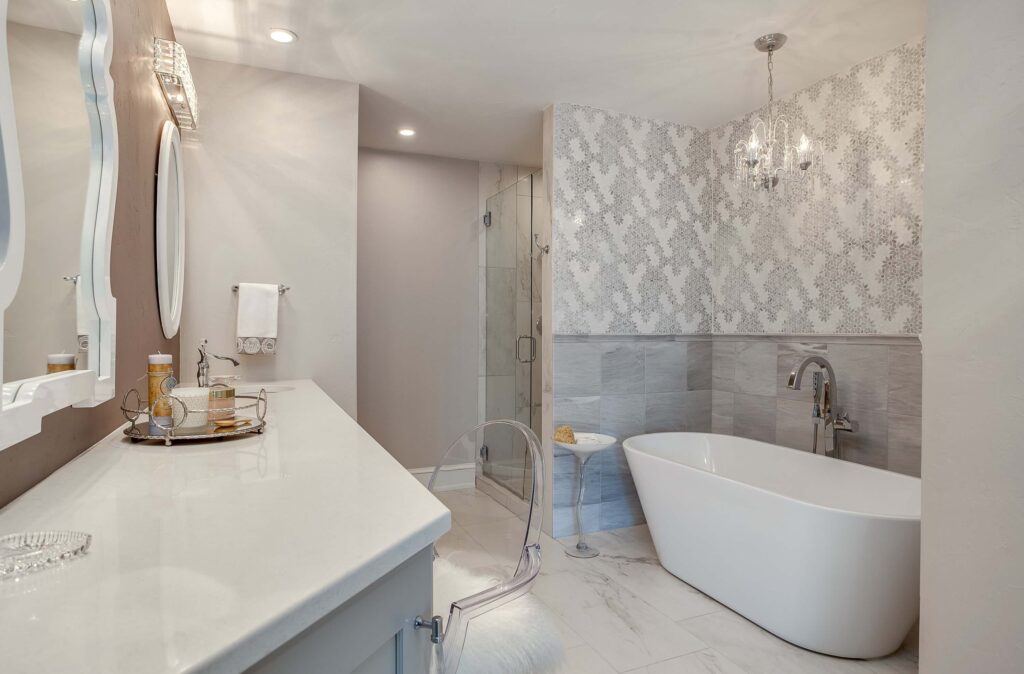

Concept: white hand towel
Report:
left=236, top=283, right=279, bottom=355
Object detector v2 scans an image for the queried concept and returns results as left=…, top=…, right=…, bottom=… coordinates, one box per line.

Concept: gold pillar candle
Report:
left=46, top=354, right=76, bottom=374
left=148, top=354, right=174, bottom=419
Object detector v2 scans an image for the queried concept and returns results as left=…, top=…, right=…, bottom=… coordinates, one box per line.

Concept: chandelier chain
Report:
left=767, top=48, right=774, bottom=110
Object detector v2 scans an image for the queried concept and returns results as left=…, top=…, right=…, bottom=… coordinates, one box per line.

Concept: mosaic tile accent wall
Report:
left=551, top=39, right=925, bottom=337
left=709, top=40, right=925, bottom=334
left=551, top=104, right=713, bottom=335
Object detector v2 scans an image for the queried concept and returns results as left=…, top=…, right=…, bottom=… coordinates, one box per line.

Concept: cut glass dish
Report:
left=0, top=531, right=92, bottom=578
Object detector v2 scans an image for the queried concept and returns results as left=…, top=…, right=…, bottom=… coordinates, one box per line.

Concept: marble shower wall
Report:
left=551, top=103, right=713, bottom=335
left=709, top=40, right=925, bottom=334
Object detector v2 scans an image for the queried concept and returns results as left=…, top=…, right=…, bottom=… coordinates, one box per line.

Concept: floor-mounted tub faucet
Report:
left=787, top=355, right=857, bottom=458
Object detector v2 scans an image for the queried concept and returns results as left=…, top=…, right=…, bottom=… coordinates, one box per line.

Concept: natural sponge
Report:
left=553, top=425, right=576, bottom=444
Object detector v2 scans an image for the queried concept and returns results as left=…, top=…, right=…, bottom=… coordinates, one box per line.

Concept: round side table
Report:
left=555, top=433, right=616, bottom=558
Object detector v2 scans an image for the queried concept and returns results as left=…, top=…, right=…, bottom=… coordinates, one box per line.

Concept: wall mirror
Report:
left=0, top=0, right=117, bottom=449
left=156, top=121, right=184, bottom=339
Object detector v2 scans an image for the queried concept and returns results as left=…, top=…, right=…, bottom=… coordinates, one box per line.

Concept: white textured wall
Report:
left=357, top=149, right=479, bottom=469
left=182, top=59, right=358, bottom=414
left=3, top=23, right=89, bottom=381
left=920, top=1, right=1024, bottom=671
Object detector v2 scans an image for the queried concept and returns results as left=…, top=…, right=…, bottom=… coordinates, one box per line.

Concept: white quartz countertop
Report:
left=0, top=380, right=450, bottom=673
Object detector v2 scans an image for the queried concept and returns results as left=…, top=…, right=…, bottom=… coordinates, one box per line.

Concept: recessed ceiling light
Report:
left=398, top=128, right=416, bottom=137
left=269, top=28, right=297, bottom=44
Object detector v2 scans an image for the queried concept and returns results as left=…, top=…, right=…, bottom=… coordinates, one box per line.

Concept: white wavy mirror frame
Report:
left=0, top=0, right=118, bottom=450
left=156, top=121, right=184, bottom=339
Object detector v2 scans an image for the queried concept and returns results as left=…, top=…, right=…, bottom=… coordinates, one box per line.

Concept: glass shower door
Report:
left=482, top=173, right=540, bottom=499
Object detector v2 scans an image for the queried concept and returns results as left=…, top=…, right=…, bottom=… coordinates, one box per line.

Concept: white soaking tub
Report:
left=623, top=432, right=920, bottom=659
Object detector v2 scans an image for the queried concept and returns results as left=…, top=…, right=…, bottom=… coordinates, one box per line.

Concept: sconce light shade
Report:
left=153, top=38, right=198, bottom=130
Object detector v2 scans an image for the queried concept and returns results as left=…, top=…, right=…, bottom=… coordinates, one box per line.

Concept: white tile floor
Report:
left=435, top=488, right=918, bottom=674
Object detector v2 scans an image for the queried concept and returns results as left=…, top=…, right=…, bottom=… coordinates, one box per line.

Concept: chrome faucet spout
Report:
left=787, top=355, right=837, bottom=394
left=196, top=338, right=240, bottom=387
left=787, top=354, right=855, bottom=460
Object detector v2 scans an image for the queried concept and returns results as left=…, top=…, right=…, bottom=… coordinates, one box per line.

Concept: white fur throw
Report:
left=433, top=558, right=564, bottom=674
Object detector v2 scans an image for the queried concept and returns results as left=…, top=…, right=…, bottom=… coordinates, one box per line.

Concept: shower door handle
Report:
left=516, top=335, right=536, bottom=363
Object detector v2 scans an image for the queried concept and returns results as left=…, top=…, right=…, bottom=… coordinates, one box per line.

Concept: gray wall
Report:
left=553, top=334, right=921, bottom=536
left=357, top=149, right=479, bottom=469
left=712, top=336, right=922, bottom=475
left=181, top=58, right=359, bottom=414
left=552, top=336, right=712, bottom=536
left=920, top=0, right=1024, bottom=670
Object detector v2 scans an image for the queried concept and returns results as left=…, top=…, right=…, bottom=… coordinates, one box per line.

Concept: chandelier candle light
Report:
left=735, top=33, right=817, bottom=191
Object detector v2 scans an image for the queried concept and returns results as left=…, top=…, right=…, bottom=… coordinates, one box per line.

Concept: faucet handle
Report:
left=834, top=412, right=858, bottom=433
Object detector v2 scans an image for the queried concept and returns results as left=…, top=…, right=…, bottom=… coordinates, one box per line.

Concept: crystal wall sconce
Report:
left=153, top=38, right=198, bottom=130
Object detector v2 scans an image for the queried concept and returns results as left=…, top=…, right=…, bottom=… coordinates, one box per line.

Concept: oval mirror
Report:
left=156, top=121, right=185, bottom=339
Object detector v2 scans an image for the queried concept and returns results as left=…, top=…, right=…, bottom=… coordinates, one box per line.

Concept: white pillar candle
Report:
left=47, top=353, right=76, bottom=374
left=148, top=353, right=173, bottom=365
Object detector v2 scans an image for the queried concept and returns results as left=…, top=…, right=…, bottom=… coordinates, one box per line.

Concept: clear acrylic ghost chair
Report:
left=423, top=419, right=545, bottom=674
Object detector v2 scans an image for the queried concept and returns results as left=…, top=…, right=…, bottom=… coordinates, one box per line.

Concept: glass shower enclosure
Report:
left=482, top=171, right=543, bottom=500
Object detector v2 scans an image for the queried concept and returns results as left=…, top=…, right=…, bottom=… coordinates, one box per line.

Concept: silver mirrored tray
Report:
left=121, top=387, right=268, bottom=446
left=0, top=531, right=92, bottom=578
left=123, top=417, right=265, bottom=445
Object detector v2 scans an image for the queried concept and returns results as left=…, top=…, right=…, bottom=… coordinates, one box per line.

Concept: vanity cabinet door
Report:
left=246, top=547, right=433, bottom=674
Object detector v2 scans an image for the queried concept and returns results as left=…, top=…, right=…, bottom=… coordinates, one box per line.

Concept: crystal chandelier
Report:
left=734, top=33, right=816, bottom=191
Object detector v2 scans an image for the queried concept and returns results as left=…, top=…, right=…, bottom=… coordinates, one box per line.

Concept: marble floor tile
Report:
left=434, top=522, right=505, bottom=574
left=438, top=489, right=916, bottom=674
left=436, top=488, right=517, bottom=527
left=554, top=645, right=618, bottom=674
left=680, top=610, right=907, bottom=674
left=462, top=517, right=534, bottom=570
left=564, top=528, right=724, bottom=621
left=533, top=567, right=707, bottom=671
left=631, top=648, right=747, bottom=674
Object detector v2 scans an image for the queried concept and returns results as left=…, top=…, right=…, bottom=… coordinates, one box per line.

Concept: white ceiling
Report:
left=165, top=0, right=926, bottom=165
left=8, top=0, right=82, bottom=34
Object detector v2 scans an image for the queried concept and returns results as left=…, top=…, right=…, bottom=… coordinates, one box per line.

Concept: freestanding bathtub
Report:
left=623, top=432, right=920, bottom=659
